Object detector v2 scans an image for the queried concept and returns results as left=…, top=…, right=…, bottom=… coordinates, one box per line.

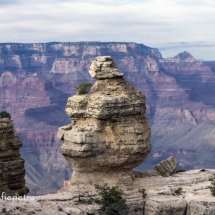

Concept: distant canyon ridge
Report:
left=0, top=42, right=215, bottom=195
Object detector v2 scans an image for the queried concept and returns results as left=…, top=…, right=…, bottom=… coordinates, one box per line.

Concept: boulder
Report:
left=154, top=156, right=178, bottom=177
left=89, top=56, right=123, bottom=79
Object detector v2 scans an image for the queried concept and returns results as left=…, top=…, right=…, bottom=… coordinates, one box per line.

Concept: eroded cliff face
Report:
left=1, top=42, right=215, bottom=194
left=58, top=56, right=151, bottom=192
left=0, top=118, right=29, bottom=196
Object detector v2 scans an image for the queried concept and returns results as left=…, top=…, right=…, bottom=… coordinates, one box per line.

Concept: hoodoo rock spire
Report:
left=58, top=56, right=151, bottom=192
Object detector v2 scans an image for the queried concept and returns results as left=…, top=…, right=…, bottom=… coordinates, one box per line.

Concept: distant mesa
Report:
left=174, top=51, right=194, bottom=60
left=160, top=51, right=203, bottom=63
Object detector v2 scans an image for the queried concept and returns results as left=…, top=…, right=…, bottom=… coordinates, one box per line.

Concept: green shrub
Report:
left=209, top=180, right=215, bottom=196
left=94, top=183, right=126, bottom=215
left=139, top=188, right=147, bottom=198
left=174, top=187, right=183, bottom=196
left=2, top=208, right=6, bottom=213
left=158, top=192, right=166, bottom=195
left=74, top=82, right=92, bottom=95
left=0, top=111, right=11, bottom=119
left=0, top=186, right=16, bottom=197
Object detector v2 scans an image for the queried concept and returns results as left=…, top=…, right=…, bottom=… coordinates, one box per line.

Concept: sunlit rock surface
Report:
left=154, top=156, right=178, bottom=177
left=1, top=169, right=215, bottom=214
left=58, top=56, right=151, bottom=192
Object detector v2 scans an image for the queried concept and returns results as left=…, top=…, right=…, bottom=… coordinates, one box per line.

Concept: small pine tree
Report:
left=209, top=180, right=215, bottom=196
left=0, top=111, right=11, bottom=119
left=74, top=82, right=92, bottom=95
left=139, top=188, right=147, bottom=198
left=94, top=183, right=126, bottom=215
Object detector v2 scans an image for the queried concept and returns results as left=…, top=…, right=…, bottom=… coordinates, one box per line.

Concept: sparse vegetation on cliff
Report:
left=74, top=82, right=92, bottom=95
left=94, top=183, right=126, bottom=215
left=174, top=187, right=183, bottom=196
left=139, top=188, right=147, bottom=198
left=209, top=179, right=215, bottom=196
left=0, top=111, right=11, bottom=119
left=0, top=186, right=16, bottom=197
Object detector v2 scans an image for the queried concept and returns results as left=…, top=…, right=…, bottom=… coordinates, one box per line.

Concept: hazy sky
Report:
left=0, top=0, right=215, bottom=60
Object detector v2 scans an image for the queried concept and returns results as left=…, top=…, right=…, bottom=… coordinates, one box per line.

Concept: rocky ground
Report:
left=1, top=169, right=215, bottom=215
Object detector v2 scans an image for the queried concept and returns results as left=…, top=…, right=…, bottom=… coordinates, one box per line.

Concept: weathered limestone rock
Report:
left=188, top=199, right=215, bottom=215
left=154, top=156, right=178, bottom=177
left=144, top=196, right=187, bottom=215
left=58, top=56, right=151, bottom=192
left=89, top=56, right=123, bottom=79
left=0, top=118, right=29, bottom=196
left=1, top=169, right=215, bottom=214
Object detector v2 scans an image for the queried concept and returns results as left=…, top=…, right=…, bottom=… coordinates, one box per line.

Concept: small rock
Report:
left=64, top=207, right=83, bottom=214
left=154, top=156, right=178, bottom=177
left=89, top=56, right=123, bottom=79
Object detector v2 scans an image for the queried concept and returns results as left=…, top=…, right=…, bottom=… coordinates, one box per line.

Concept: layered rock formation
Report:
left=0, top=118, right=29, bottom=196
left=1, top=41, right=215, bottom=194
left=58, top=56, right=151, bottom=192
left=154, top=156, right=178, bottom=177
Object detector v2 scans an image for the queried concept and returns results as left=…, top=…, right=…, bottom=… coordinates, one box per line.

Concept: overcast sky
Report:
left=0, top=0, right=215, bottom=60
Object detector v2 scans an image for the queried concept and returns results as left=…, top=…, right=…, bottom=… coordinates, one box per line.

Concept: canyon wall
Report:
left=0, top=42, right=215, bottom=195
